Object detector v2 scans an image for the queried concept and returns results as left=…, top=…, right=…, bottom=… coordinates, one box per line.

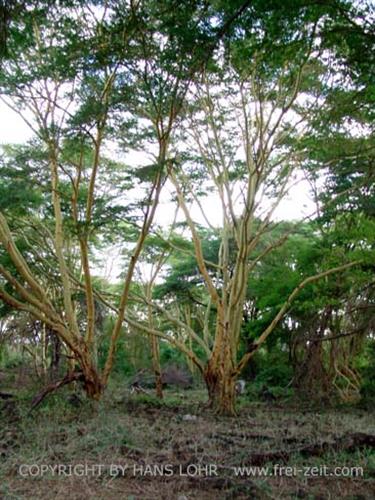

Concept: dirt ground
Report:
left=0, top=371, right=374, bottom=499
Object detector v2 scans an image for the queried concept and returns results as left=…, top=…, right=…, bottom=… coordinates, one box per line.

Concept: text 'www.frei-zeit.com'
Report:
left=233, top=464, right=364, bottom=478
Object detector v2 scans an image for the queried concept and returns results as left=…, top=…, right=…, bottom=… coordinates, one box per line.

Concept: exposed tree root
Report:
left=30, top=371, right=85, bottom=411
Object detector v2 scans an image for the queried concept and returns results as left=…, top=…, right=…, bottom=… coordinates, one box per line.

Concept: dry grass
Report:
left=0, top=373, right=374, bottom=499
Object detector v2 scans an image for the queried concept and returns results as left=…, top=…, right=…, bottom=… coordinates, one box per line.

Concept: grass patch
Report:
left=1, top=370, right=374, bottom=499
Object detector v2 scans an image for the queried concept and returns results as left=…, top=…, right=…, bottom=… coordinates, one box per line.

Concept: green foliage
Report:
left=0, top=0, right=373, bottom=412
left=252, top=349, right=293, bottom=387
left=159, top=342, right=190, bottom=368
left=0, top=144, right=46, bottom=217
left=0, top=346, right=23, bottom=370
left=98, top=317, right=141, bottom=376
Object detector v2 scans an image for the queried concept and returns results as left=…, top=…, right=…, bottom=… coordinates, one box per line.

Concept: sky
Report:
left=0, top=101, right=33, bottom=145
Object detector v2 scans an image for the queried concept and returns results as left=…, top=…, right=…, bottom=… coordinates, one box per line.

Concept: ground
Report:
left=0, top=368, right=374, bottom=499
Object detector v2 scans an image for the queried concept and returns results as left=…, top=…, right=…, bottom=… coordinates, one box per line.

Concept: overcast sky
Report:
left=0, top=101, right=33, bottom=145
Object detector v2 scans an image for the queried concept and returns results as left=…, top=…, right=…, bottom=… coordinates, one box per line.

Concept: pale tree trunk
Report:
left=150, top=333, right=163, bottom=399
left=146, top=277, right=164, bottom=399
left=68, top=340, right=103, bottom=400
left=204, top=358, right=237, bottom=416
left=184, top=305, right=197, bottom=375
left=204, top=317, right=239, bottom=415
left=147, top=285, right=163, bottom=399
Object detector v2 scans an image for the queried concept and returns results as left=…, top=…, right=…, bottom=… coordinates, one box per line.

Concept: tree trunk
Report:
left=146, top=284, right=164, bottom=399
left=204, top=350, right=237, bottom=416
left=48, top=329, right=62, bottom=380
left=73, top=342, right=103, bottom=400
left=30, top=348, right=103, bottom=409
left=49, top=332, right=61, bottom=378
left=82, top=369, right=103, bottom=400
left=150, top=333, right=163, bottom=399
left=293, top=307, right=333, bottom=401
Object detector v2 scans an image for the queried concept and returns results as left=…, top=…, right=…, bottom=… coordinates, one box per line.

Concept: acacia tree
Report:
left=125, top=1, right=369, bottom=414
left=288, top=0, right=375, bottom=401
left=0, top=0, right=183, bottom=400
left=0, top=0, right=253, bottom=402
left=133, top=234, right=175, bottom=398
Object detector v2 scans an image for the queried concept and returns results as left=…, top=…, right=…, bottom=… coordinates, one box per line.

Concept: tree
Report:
left=126, top=0, right=370, bottom=414
left=242, top=222, right=374, bottom=402
left=0, top=0, right=254, bottom=403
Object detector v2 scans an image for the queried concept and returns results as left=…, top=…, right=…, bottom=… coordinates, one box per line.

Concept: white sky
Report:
left=0, top=102, right=33, bottom=144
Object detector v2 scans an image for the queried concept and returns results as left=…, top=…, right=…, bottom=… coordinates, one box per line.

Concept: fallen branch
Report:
left=30, top=371, right=85, bottom=411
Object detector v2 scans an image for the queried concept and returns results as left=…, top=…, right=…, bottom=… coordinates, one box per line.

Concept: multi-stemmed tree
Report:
left=0, top=0, right=254, bottom=403
left=126, top=0, right=372, bottom=414
left=0, top=0, right=372, bottom=415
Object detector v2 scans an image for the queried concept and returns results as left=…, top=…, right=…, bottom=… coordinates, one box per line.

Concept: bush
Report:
left=0, top=347, right=24, bottom=369
left=253, top=350, right=293, bottom=387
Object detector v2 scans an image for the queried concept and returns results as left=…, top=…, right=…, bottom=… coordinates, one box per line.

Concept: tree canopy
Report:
left=0, top=0, right=373, bottom=415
